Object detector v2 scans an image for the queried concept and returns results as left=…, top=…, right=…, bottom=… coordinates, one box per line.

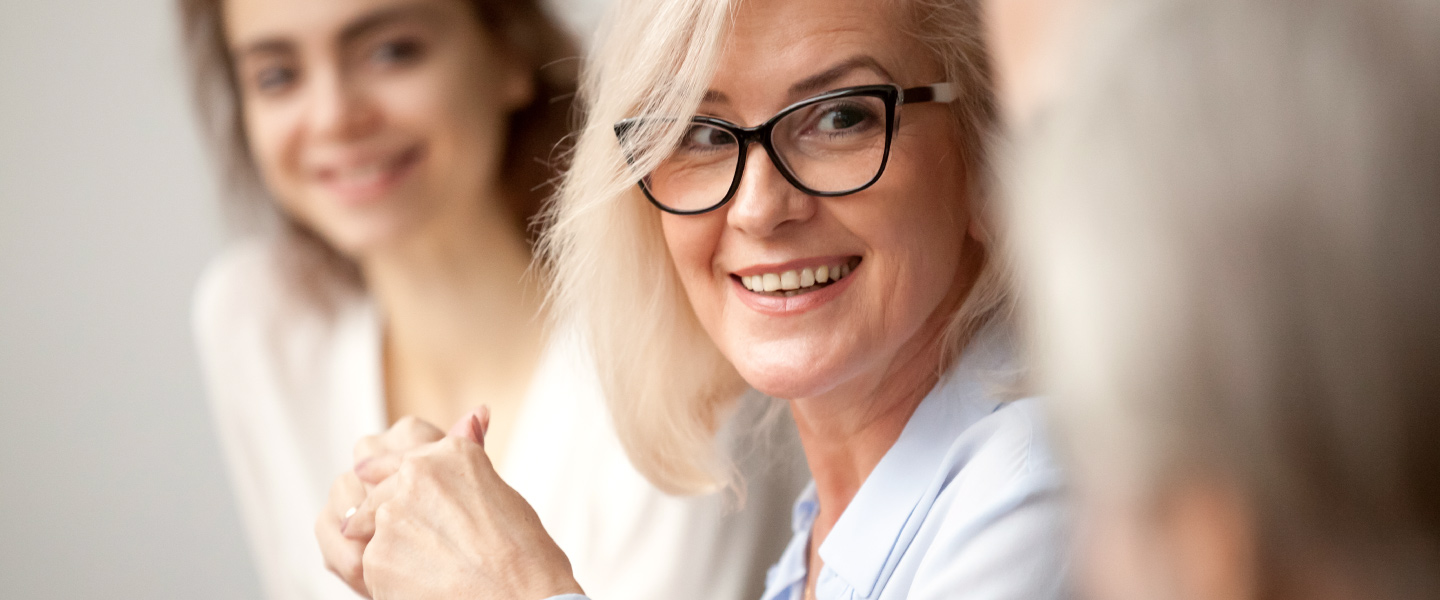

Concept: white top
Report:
left=193, top=241, right=810, bottom=600
left=761, top=323, right=1071, bottom=600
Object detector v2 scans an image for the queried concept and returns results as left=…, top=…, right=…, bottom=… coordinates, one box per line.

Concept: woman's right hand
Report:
left=316, top=416, right=447, bottom=597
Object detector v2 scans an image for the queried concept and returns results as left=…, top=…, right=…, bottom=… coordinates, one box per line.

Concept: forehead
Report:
left=712, top=0, right=935, bottom=100
left=223, top=0, right=452, bottom=48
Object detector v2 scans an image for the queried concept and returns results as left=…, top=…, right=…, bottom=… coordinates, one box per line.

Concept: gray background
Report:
left=0, top=0, right=605, bottom=598
left=0, top=0, right=259, bottom=598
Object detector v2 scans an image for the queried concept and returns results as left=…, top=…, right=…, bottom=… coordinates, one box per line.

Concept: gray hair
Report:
left=1006, top=0, right=1440, bottom=596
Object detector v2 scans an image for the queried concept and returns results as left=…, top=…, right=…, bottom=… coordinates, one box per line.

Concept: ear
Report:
left=1158, top=477, right=1259, bottom=600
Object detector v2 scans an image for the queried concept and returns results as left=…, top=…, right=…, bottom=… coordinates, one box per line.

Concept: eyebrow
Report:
left=700, top=55, right=896, bottom=106
left=232, top=3, right=444, bottom=60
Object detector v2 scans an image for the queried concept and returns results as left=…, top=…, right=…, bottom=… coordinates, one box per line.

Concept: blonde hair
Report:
left=1007, top=0, right=1440, bottom=595
left=541, top=0, right=1002, bottom=494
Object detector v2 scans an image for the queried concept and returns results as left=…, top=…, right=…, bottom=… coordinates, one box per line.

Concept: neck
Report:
left=792, top=236, right=986, bottom=552
left=359, top=195, right=546, bottom=446
left=790, top=314, right=948, bottom=538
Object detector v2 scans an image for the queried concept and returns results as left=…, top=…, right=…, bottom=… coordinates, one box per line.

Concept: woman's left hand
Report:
left=341, top=408, right=584, bottom=600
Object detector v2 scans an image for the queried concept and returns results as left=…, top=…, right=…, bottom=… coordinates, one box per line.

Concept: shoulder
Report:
left=908, top=398, right=1070, bottom=598
left=191, top=239, right=373, bottom=406
left=944, top=397, right=1059, bottom=506
left=191, top=239, right=291, bottom=348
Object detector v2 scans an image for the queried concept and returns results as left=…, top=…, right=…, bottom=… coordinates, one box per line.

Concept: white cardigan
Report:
left=192, top=241, right=809, bottom=600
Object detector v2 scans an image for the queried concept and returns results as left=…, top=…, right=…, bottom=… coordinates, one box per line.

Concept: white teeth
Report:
left=780, top=270, right=800, bottom=291
left=739, top=260, right=857, bottom=295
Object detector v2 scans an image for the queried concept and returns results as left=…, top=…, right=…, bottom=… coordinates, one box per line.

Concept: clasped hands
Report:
left=315, top=406, right=584, bottom=600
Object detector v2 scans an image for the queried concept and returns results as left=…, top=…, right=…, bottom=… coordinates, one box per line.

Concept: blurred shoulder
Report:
left=192, top=238, right=291, bottom=344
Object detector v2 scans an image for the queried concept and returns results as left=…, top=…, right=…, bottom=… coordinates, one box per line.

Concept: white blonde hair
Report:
left=541, top=0, right=1002, bottom=494
left=1007, top=0, right=1440, bottom=595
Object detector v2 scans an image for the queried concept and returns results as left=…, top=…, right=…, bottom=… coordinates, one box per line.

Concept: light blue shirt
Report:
left=761, top=325, right=1070, bottom=600
left=548, top=324, right=1069, bottom=600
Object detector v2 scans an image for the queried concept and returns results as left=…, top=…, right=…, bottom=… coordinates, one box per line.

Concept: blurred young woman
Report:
left=179, top=0, right=807, bottom=598
left=320, top=0, right=1071, bottom=598
left=1004, top=0, right=1440, bottom=599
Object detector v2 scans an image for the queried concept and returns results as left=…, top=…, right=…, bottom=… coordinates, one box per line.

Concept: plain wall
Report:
left=0, top=0, right=260, bottom=597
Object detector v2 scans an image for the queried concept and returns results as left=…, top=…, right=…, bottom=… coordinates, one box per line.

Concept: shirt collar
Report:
left=816, top=321, right=1019, bottom=597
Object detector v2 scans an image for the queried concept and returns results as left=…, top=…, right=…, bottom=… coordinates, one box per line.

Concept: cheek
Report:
left=864, top=134, right=970, bottom=290
left=661, top=213, right=726, bottom=312
left=242, top=101, right=306, bottom=205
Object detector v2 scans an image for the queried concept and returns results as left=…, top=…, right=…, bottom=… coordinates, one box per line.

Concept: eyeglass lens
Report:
left=644, top=94, right=889, bottom=212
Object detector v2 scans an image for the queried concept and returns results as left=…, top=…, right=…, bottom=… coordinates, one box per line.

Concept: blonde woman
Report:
left=1005, top=0, right=1440, bottom=599
left=324, top=0, right=1071, bottom=598
left=181, top=0, right=807, bottom=599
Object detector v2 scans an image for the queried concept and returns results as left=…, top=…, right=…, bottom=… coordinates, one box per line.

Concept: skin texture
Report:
left=226, top=0, right=551, bottom=593
left=662, top=0, right=982, bottom=594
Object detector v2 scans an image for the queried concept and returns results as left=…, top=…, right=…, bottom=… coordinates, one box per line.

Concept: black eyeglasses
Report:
left=613, top=82, right=958, bottom=215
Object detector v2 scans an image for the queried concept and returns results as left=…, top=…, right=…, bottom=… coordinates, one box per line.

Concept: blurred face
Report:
left=984, top=0, right=1094, bottom=123
left=659, top=0, right=977, bottom=400
left=225, top=0, right=531, bottom=256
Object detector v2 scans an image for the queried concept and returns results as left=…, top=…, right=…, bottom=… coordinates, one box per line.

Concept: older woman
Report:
left=1005, top=0, right=1440, bottom=599
left=325, top=0, right=1070, bottom=598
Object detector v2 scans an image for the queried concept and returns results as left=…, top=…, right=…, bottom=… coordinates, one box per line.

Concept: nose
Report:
left=306, top=67, right=380, bottom=142
left=726, top=148, right=816, bottom=237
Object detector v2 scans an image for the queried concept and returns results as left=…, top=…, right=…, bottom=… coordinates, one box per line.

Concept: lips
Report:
left=312, top=144, right=424, bottom=205
left=729, top=256, right=862, bottom=315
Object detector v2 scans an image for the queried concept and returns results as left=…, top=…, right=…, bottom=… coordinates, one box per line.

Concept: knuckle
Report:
left=353, top=434, right=382, bottom=458
left=393, top=415, right=424, bottom=436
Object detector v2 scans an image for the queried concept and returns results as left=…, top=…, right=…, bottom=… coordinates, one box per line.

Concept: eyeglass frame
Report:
left=612, top=82, right=958, bottom=215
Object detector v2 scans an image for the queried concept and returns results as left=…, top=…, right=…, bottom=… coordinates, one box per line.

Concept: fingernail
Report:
left=340, top=506, right=357, bottom=533
left=353, top=457, right=370, bottom=474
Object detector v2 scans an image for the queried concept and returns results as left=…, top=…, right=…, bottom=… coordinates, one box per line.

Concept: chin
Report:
left=728, top=337, right=853, bottom=400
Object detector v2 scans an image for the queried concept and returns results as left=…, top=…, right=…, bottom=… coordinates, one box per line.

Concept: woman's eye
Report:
left=253, top=66, right=298, bottom=94
left=371, top=38, right=425, bottom=66
left=682, top=125, right=736, bottom=149
left=816, top=104, right=873, bottom=133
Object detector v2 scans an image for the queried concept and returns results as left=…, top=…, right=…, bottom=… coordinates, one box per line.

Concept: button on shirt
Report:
left=762, top=325, right=1070, bottom=600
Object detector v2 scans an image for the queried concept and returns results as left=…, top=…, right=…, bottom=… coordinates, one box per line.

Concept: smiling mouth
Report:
left=734, top=257, right=862, bottom=297
left=317, top=145, right=424, bottom=191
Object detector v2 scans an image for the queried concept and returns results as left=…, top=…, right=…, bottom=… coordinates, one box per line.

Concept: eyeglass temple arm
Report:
left=900, top=83, right=958, bottom=105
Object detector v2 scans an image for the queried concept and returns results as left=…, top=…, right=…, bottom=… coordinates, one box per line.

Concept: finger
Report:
left=325, top=471, right=368, bottom=526
left=354, top=451, right=404, bottom=486
left=316, top=511, right=372, bottom=598
left=352, top=434, right=386, bottom=467
left=387, top=415, right=445, bottom=448
left=342, top=469, right=402, bottom=541
left=446, top=405, right=490, bottom=447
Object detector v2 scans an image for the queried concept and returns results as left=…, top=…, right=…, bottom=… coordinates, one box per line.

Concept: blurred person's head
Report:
left=542, top=0, right=1003, bottom=493
left=982, top=0, right=1102, bottom=125
left=179, top=0, right=577, bottom=304
left=1005, top=0, right=1440, bottom=599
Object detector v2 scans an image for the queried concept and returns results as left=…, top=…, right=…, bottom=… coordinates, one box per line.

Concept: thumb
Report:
left=446, top=405, right=490, bottom=447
